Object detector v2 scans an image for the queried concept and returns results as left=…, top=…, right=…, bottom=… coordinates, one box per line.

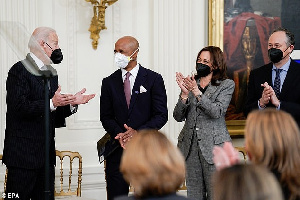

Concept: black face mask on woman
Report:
left=268, top=46, right=290, bottom=64
left=46, top=43, right=64, bottom=64
left=196, top=63, right=211, bottom=77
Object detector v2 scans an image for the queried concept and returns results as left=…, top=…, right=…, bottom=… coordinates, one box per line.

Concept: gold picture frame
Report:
left=208, top=0, right=224, bottom=48
left=208, top=0, right=245, bottom=137
left=209, top=0, right=300, bottom=137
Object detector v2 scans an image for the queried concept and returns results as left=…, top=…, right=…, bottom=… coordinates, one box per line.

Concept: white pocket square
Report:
left=140, top=85, right=147, bottom=93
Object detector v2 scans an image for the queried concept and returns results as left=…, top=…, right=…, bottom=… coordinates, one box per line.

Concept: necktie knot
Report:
left=125, top=72, right=130, bottom=79
left=275, top=68, right=283, bottom=76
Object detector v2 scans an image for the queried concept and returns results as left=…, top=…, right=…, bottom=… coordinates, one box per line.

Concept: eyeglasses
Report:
left=45, top=42, right=59, bottom=50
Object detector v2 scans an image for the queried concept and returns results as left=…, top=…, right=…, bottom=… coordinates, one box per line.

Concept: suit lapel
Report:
left=280, top=60, right=298, bottom=98
left=265, top=64, right=273, bottom=87
left=128, top=66, right=147, bottom=114
left=204, top=83, right=217, bottom=99
left=195, top=82, right=217, bottom=117
left=34, top=76, right=45, bottom=88
left=49, top=77, right=58, bottom=97
left=113, top=69, right=128, bottom=109
left=24, top=54, right=45, bottom=87
left=24, top=54, right=55, bottom=92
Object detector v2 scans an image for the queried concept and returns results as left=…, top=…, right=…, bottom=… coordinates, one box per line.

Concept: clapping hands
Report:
left=175, top=72, right=201, bottom=98
left=52, top=85, right=95, bottom=107
left=260, top=82, right=280, bottom=107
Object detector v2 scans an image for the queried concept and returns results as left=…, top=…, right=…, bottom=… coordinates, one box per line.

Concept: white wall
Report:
left=0, top=0, right=207, bottom=198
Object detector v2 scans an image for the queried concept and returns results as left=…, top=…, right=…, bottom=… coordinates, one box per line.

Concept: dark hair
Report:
left=272, top=27, right=295, bottom=46
left=195, top=46, right=228, bottom=86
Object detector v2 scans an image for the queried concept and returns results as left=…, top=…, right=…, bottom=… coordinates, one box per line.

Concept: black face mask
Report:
left=50, top=48, right=63, bottom=64
left=268, top=48, right=283, bottom=63
left=268, top=46, right=290, bottom=64
left=46, top=43, right=63, bottom=64
left=196, top=63, right=211, bottom=77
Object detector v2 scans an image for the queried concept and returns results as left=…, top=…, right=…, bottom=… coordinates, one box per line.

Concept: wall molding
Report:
left=0, top=0, right=39, bottom=152
left=0, top=1, right=208, bottom=199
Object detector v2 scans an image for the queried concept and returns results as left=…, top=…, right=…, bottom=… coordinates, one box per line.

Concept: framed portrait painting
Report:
left=208, top=0, right=300, bottom=136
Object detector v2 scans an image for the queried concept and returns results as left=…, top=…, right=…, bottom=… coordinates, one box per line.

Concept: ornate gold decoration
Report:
left=241, top=24, right=257, bottom=83
left=85, top=0, right=118, bottom=49
left=209, top=0, right=245, bottom=137
left=208, top=0, right=224, bottom=48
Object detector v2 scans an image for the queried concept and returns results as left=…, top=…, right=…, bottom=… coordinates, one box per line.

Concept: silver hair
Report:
left=28, top=27, right=56, bottom=51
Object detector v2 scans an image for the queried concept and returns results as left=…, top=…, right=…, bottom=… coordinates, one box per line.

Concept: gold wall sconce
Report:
left=85, top=0, right=118, bottom=49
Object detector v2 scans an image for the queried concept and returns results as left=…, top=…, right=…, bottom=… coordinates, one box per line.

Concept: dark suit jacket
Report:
left=244, top=60, right=300, bottom=127
left=115, top=193, right=192, bottom=200
left=100, top=65, right=168, bottom=162
left=3, top=58, right=73, bottom=169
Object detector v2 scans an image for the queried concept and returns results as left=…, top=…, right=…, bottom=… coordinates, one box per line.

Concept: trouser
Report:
left=105, top=158, right=129, bottom=200
left=185, top=132, right=215, bottom=200
left=5, top=165, right=55, bottom=200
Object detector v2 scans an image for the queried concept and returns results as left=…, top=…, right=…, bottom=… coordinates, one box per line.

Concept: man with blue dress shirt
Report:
left=245, top=27, right=300, bottom=128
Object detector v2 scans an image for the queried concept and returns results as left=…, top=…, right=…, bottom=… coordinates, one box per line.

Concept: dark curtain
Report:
left=281, top=0, right=300, bottom=50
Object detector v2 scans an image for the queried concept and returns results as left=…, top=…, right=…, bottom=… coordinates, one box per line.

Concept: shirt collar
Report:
left=272, top=58, right=291, bottom=72
left=121, top=63, right=140, bottom=78
left=30, top=52, right=45, bottom=70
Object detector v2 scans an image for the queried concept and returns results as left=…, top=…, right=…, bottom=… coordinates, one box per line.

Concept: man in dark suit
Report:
left=100, top=36, right=168, bottom=200
left=2, top=27, right=95, bottom=200
left=244, top=27, right=300, bottom=127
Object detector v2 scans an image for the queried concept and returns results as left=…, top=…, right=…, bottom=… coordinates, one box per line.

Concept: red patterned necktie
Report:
left=124, top=72, right=131, bottom=107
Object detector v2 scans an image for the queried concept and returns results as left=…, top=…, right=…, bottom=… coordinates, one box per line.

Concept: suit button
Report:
left=195, top=127, right=199, bottom=131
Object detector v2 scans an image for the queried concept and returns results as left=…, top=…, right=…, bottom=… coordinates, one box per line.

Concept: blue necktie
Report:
left=273, top=69, right=283, bottom=98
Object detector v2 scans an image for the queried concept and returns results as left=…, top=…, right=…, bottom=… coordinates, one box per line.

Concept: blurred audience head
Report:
left=120, top=129, right=186, bottom=198
left=245, top=108, right=300, bottom=199
left=212, top=164, right=283, bottom=200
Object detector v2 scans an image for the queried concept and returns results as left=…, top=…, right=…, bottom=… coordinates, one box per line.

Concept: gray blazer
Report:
left=173, top=79, right=235, bottom=164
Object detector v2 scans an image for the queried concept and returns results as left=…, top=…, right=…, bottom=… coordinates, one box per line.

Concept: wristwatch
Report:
left=196, top=92, right=202, bottom=101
